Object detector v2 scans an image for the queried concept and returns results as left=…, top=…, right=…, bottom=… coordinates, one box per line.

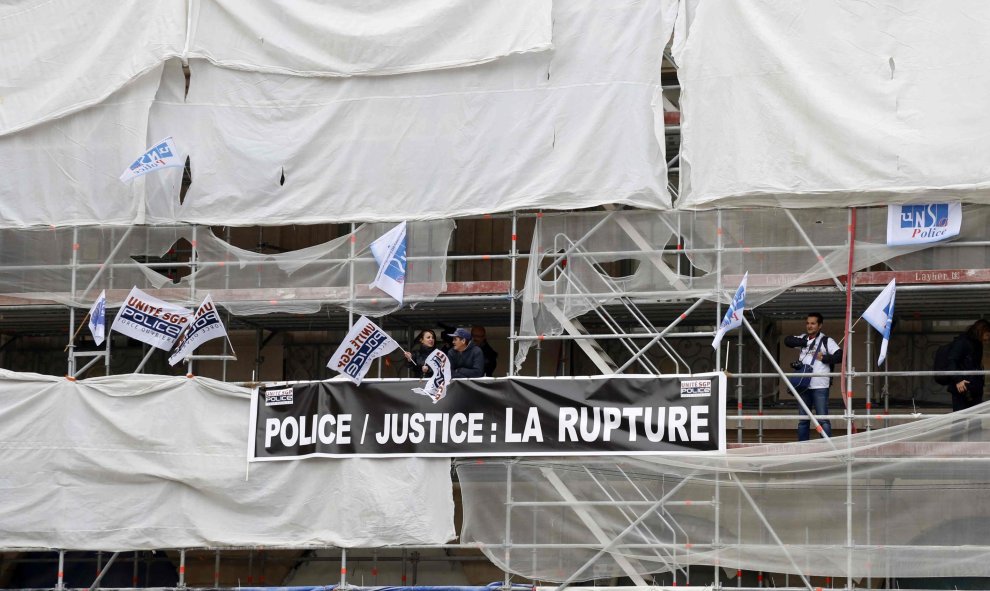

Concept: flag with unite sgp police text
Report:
left=168, top=294, right=231, bottom=366
left=110, top=287, right=193, bottom=350
left=327, top=316, right=399, bottom=385
left=412, top=349, right=452, bottom=404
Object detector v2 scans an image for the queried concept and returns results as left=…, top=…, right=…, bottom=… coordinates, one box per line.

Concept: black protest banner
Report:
left=248, top=374, right=726, bottom=460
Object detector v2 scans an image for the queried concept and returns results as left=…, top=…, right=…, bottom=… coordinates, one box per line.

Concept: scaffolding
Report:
left=2, top=204, right=990, bottom=590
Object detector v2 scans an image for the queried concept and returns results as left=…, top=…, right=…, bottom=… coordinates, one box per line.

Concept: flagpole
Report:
left=63, top=311, right=92, bottom=352
left=741, top=316, right=837, bottom=450
left=134, top=347, right=156, bottom=374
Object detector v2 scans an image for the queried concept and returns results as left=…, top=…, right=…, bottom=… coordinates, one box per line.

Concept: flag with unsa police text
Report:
left=119, top=137, right=183, bottom=182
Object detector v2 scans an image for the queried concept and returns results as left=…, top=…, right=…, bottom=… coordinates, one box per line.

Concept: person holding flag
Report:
left=861, top=279, right=896, bottom=367
left=712, top=272, right=747, bottom=349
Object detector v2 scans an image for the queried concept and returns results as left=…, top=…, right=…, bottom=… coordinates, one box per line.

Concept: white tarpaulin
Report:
left=674, top=0, right=990, bottom=209
left=0, top=370, right=455, bottom=550
left=146, top=0, right=675, bottom=225
left=0, top=66, right=165, bottom=227
left=186, top=0, right=552, bottom=77
left=0, top=0, right=185, bottom=136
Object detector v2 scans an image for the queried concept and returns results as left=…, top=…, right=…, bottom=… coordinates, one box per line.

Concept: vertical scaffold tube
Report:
left=509, top=210, right=518, bottom=377
left=178, top=549, right=186, bottom=589
left=56, top=550, right=65, bottom=591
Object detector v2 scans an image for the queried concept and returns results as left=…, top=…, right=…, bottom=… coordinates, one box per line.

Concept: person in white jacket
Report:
left=784, top=312, right=843, bottom=441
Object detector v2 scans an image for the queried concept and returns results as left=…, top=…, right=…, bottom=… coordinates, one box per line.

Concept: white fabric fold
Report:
left=675, top=0, right=990, bottom=208
left=0, top=66, right=168, bottom=227
left=0, top=0, right=185, bottom=135
left=147, top=0, right=674, bottom=225
left=186, top=0, right=552, bottom=77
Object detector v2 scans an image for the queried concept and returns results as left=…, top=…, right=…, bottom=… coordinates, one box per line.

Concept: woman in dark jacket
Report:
left=947, top=319, right=990, bottom=411
left=404, top=329, right=438, bottom=378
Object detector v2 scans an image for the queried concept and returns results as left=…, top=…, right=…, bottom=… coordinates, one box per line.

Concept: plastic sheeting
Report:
left=0, top=66, right=163, bottom=227
left=0, top=0, right=185, bottom=136
left=458, top=403, right=990, bottom=580
left=0, top=220, right=453, bottom=316
left=186, top=0, right=552, bottom=77
left=147, top=0, right=674, bottom=224
left=0, top=370, right=455, bottom=550
left=674, top=1, right=990, bottom=209
left=514, top=207, right=990, bottom=369
left=2, top=0, right=673, bottom=227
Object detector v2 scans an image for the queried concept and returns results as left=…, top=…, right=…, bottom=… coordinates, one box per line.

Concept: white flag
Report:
left=168, top=295, right=231, bottom=366
left=369, top=222, right=407, bottom=304
left=327, top=316, right=400, bottom=385
left=862, top=279, right=896, bottom=366
left=712, top=272, right=748, bottom=349
left=412, top=349, right=453, bottom=404
left=110, top=287, right=193, bottom=351
left=87, top=290, right=107, bottom=346
left=119, top=137, right=183, bottom=182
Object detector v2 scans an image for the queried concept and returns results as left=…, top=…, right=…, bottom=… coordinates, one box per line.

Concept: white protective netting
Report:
left=514, top=206, right=990, bottom=370
left=458, top=403, right=990, bottom=581
left=0, top=220, right=453, bottom=316
left=0, top=370, right=454, bottom=550
left=673, top=0, right=990, bottom=209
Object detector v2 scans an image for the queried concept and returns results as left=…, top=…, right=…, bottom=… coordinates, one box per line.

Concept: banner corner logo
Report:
left=680, top=379, right=712, bottom=398
left=264, top=386, right=294, bottom=407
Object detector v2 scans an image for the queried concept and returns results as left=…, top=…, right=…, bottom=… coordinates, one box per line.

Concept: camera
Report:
left=790, top=361, right=806, bottom=371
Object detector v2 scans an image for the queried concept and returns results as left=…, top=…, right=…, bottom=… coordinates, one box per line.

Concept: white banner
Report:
left=887, top=203, right=962, bottom=246
left=327, top=316, right=400, bottom=385
left=110, top=287, right=192, bottom=351
left=411, top=349, right=452, bottom=404
left=119, top=136, right=183, bottom=182
left=168, top=295, right=230, bottom=366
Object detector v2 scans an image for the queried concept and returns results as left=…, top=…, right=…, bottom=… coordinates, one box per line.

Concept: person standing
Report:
left=471, top=325, right=498, bottom=377
left=784, top=312, right=843, bottom=441
left=945, top=319, right=990, bottom=412
left=404, top=329, right=438, bottom=378
left=448, top=327, right=484, bottom=378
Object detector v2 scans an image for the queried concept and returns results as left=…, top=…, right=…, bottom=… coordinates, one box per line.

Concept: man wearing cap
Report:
left=448, top=327, right=485, bottom=378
